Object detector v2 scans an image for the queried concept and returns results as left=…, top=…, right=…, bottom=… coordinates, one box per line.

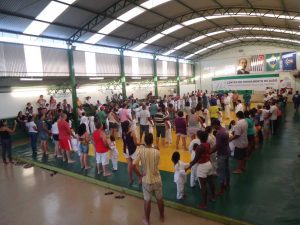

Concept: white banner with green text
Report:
left=212, top=74, right=279, bottom=91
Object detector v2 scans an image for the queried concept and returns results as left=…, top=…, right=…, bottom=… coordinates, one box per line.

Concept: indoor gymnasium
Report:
left=1, top=1, right=300, bottom=225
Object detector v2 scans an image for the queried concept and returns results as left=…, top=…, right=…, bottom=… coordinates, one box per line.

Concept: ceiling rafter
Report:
left=180, top=34, right=300, bottom=59
left=68, top=0, right=141, bottom=43
left=244, top=0, right=274, bottom=37
left=197, top=41, right=300, bottom=59
left=279, top=0, right=293, bottom=40
left=156, top=24, right=300, bottom=55
left=121, top=7, right=300, bottom=50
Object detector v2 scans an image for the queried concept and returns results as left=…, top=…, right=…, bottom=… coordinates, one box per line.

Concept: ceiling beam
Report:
left=196, top=41, right=300, bottom=59
left=156, top=24, right=300, bottom=55
left=121, top=7, right=300, bottom=50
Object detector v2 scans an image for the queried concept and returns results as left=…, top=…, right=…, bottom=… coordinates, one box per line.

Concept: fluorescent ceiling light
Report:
left=23, top=1, right=74, bottom=36
left=162, top=25, right=183, bottom=35
left=159, top=76, right=168, bottom=79
left=36, top=1, right=68, bottom=23
left=209, top=42, right=223, bottom=48
left=118, top=7, right=145, bottom=22
left=182, top=17, right=206, bottom=26
left=163, top=49, right=175, bottom=55
left=59, top=0, right=77, bottom=4
left=85, top=0, right=170, bottom=45
left=207, top=30, right=226, bottom=36
left=174, top=42, right=190, bottom=50
left=133, top=43, right=148, bottom=51
left=185, top=54, right=195, bottom=59
left=131, top=76, right=142, bottom=79
left=141, top=0, right=171, bottom=9
left=23, top=21, right=49, bottom=36
left=20, top=78, right=43, bottom=81
left=89, top=77, right=104, bottom=80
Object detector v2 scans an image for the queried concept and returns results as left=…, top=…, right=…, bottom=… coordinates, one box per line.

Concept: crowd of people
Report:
left=1, top=87, right=298, bottom=225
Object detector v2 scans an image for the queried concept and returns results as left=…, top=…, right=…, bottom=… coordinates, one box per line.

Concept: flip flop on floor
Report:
left=115, top=195, right=125, bottom=199
left=104, top=192, right=114, bottom=195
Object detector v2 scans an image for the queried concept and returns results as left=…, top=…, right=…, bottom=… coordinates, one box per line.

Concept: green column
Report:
left=153, top=55, right=158, bottom=97
left=176, top=58, right=180, bottom=96
left=192, top=63, right=196, bottom=84
left=119, top=50, right=126, bottom=99
left=67, top=45, right=78, bottom=130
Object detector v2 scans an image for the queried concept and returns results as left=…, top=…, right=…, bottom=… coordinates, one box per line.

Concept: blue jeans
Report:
left=1, top=138, right=12, bottom=162
left=29, top=132, right=37, bottom=153
left=217, top=155, right=230, bottom=185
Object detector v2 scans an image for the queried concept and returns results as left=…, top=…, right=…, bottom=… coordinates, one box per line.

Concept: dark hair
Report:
left=110, top=135, right=115, bottom=142
left=244, top=110, right=250, bottom=118
left=27, top=115, right=33, bottom=122
left=228, top=120, right=235, bottom=130
left=177, top=111, right=184, bottom=117
left=197, top=130, right=208, bottom=143
left=193, top=143, right=199, bottom=150
left=78, top=123, right=87, bottom=136
left=95, top=121, right=102, bottom=129
left=236, top=111, right=245, bottom=119
left=0, top=119, right=6, bottom=127
left=205, top=126, right=212, bottom=133
left=211, top=119, right=220, bottom=127
left=171, top=151, right=180, bottom=165
left=144, top=133, right=154, bottom=146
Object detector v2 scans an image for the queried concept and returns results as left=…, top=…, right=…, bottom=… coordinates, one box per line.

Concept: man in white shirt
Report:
left=269, top=101, right=278, bottom=135
left=224, top=93, right=231, bottom=119
left=230, top=111, right=248, bottom=174
left=139, top=104, right=152, bottom=143
left=235, top=100, right=244, bottom=114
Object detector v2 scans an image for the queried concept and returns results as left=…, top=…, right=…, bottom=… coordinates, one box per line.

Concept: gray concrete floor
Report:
left=0, top=162, right=222, bottom=225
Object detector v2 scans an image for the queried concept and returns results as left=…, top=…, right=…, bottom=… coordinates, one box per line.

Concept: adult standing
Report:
left=37, top=114, right=50, bottom=155
left=0, top=120, right=16, bottom=164
left=269, top=100, right=278, bottom=135
left=133, top=133, right=164, bottom=225
left=97, top=105, right=107, bottom=130
left=230, top=111, right=248, bottom=174
left=292, top=91, right=300, bottom=112
left=154, top=107, right=167, bottom=147
left=235, top=100, right=244, bottom=114
left=26, top=115, right=38, bottom=157
left=211, top=119, right=230, bottom=195
left=224, top=93, right=231, bottom=120
left=232, top=91, right=239, bottom=110
left=243, top=91, right=252, bottom=111
left=149, top=101, right=158, bottom=119
left=108, top=108, right=119, bottom=139
left=93, top=122, right=111, bottom=176
left=122, top=120, right=139, bottom=184
left=58, top=113, right=75, bottom=163
left=175, top=111, right=187, bottom=150
left=187, top=109, right=203, bottom=140
left=37, top=95, right=46, bottom=108
left=202, top=93, right=208, bottom=109
left=139, top=104, right=152, bottom=143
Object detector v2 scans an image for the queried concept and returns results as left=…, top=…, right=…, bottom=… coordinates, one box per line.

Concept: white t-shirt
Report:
left=235, top=103, right=244, bottom=113
left=270, top=105, right=278, bottom=120
left=26, top=121, right=37, bottom=133
left=232, top=119, right=248, bottom=149
left=139, top=109, right=150, bottom=126
left=51, top=122, right=59, bottom=135
left=188, top=139, right=201, bottom=160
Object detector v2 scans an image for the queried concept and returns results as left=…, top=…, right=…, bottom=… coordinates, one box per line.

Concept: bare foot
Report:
left=103, top=172, right=112, bottom=176
left=143, top=219, right=149, bottom=225
left=68, top=160, right=76, bottom=164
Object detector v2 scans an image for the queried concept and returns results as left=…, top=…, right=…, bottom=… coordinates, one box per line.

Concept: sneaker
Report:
left=67, top=160, right=76, bottom=164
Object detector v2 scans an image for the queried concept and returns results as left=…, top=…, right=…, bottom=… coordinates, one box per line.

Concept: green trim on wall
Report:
left=212, top=74, right=279, bottom=81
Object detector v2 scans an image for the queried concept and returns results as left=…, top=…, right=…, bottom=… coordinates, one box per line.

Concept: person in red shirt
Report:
left=186, top=130, right=215, bottom=209
left=92, top=121, right=112, bottom=176
left=57, top=113, right=75, bottom=163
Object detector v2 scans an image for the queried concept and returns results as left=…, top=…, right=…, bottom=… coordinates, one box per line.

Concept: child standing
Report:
left=109, top=135, right=119, bottom=171
left=171, top=151, right=189, bottom=200
left=165, top=117, right=172, bottom=144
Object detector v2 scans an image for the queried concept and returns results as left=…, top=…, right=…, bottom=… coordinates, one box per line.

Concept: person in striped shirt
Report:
left=154, top=107, right=167, bottom=147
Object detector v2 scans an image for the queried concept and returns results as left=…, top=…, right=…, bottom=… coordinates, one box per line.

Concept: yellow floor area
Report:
left=87, top=108, right=246, bottom=173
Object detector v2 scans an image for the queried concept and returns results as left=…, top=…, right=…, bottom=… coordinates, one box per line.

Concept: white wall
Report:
left=198, top=45, right=300, bottom=93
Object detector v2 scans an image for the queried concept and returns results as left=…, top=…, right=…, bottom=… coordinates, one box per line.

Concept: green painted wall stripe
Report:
left=13, top=155, right=253, bottom=225
left=212, top=74, right=279, bottom=81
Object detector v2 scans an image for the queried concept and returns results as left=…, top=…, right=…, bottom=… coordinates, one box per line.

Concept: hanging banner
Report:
left=212, top=74, right=279, bottom=91
left=282, top=52, right=296, bottom=71
left=250, top=55, right=265, bottom=72
left=236, top=57, right=251, bottom=74
left=266, top=53, right=281, bottom=71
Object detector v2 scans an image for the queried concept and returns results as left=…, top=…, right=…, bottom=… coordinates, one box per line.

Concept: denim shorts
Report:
left=80, top=143, right=89, bottom=154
